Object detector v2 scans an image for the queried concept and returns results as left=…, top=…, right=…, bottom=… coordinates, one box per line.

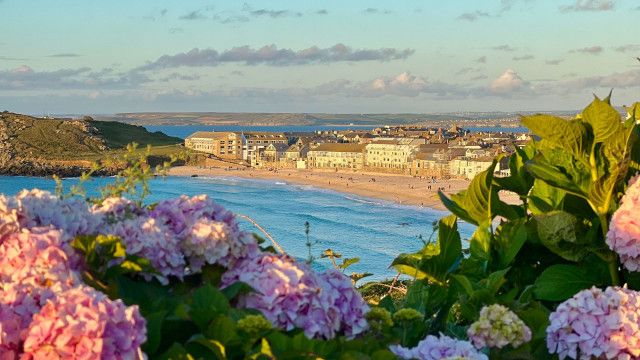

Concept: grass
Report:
left=89, top=120, right=182, bottom=148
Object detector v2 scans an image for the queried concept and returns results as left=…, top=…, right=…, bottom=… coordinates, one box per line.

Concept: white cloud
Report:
left=491, top=69, right=529, bottom=94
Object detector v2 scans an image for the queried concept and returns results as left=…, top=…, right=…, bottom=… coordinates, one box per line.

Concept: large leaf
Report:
left=533, top=211, right=591, bottom=262
left=521, top=114, right=591, bottom=157
left=439, top=160, right=499, bottom=226
left=534, top=264, right=603, bottom=301
left=391, top=215, right=462, bottom=284
left=493, top=144, right=535, bottom=196
left=581, top=96, right=625, bottom=144
left=189, top=284, right=230, bottom=331
left=494, top=218, right=528, bottom=267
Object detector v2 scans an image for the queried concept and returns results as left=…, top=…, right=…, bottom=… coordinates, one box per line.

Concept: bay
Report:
left=0, top=175, right=474, bottom=280
left=144, top=124, right=528, bottom=139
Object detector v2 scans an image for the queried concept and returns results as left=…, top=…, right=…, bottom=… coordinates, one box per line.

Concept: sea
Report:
left=0, top=175, right=475, bottom=281
left=144, top=125, right=529, bottom=139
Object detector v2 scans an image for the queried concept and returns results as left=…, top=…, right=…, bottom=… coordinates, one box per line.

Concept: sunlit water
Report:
left=144, top=125, right=529, bottom=139
left=0, top=175, right=474, bottom=280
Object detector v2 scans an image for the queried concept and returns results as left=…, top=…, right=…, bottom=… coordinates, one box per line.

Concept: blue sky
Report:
left=0, top=0, right=639, bottom=114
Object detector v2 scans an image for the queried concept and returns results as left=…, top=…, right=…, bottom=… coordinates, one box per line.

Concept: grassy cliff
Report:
left=0, top=111, right=183, bottom=176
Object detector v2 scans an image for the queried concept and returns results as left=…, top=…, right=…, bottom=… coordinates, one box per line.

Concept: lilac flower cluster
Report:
left=0, top=190, right=99, bottom=243
left=390, top=334, right=488, bottom=360
left=0, top=188, right=371, bottom=347
left=546, top=286, right=640, bottom=359
left=0, top=227, right=146, bottom=358
left=467, top=304, right=531, bottom=349
left=607, top=175, right=640, bottom=271
left=22, top=286, right=146, bottom=359
left=92, top=194, right=260, bottom=283
left=221, top=253, right=369, bottom=339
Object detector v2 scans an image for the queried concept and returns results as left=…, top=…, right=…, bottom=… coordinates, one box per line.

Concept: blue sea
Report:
left=0, top=175, right=474, bottom=280
left=144, top=125, right=528, bottom=139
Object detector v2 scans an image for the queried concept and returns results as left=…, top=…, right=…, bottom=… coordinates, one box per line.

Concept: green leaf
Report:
left=525, top=160, right=586, bottom=197
left=534, top=264, right=603, bottom=301
left=189, top=335, right=227, bottom=359
left=142, top=310, right=167, bottom=355
left=438, top=160, right=500, bottom=226
left=493, top=144, right=535, bottom=196
left=391, top=215, right=462, bottom=283
left=494, top=218, right=528, bottom=267
left=521, top=114, right=590, bottom=157
left=220, top=281, right=254, bottom=301
left=581, top=96, right=624, bottom=144
left=160, top=343, right=195, bottom=360
left=340, top=257, right=360, bottom=270
left=451, top=274, right=474, bottom=296
left=469, top=222, right=491, bottom=263
left=528, top=178, right=565, bottom=214
left=189, top=284, right=230, bottom=331
left=533, top=211, right=590, bottom=262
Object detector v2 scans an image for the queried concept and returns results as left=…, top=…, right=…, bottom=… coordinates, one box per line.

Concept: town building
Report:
left=184, top=132, right=244, bottom=159
left=242, top=132, right=288, bottom=166
left=364, top=138, right=425, bottom=173
left=307, top=143, right=366, bottom=170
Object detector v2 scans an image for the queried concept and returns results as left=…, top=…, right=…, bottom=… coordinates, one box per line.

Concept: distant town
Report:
left=184, top=125, right=531, bottom=180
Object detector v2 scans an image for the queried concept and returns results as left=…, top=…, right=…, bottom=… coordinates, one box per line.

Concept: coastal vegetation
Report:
left=1, top=96, right=640, bottom=359
left=0, top=111, right=184, bottom=176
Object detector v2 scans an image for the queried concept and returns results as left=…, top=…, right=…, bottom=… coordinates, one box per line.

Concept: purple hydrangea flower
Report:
left=390, top=334, right=488, bottom=360
left=22, top=286, right=146, bottom=359
left=607, top=175, right=640, bottom=271
left=546, top=286, right=640, bottom=359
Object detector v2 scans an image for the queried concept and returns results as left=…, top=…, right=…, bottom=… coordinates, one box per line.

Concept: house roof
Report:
left=186, top=131, right=235, bottom=139
left=309, top=143, right=366, bottom=153
left=265, top=143, right=289, bottom=151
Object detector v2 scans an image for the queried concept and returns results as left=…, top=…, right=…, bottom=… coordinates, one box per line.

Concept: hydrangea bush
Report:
left=0, top=96, right=639, bottom=359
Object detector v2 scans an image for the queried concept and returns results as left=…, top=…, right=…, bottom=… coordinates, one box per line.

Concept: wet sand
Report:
left=168, top=166, right=521, bottom=211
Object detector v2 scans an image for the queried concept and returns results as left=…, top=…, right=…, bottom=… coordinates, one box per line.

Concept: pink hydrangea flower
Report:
left=317, top=269, right=369, bottom=339
left=151, top=195, right=239, bottom=238
left=0, top=195, right=20, bottom=244
left=467, top=304, right=531, bottom=349
left=22, top=286, right=146, bottom=359
left=105, top=216, right=186, bottom=284
left=607, top=175, right=640, bottom=271
left=92, top=197, right=145, bottom=223
left=0, top=228, right=82, bottom=354
left=0, top=303, right=23, bottom=358
left=14, top=190, right=100, bottom=240
left=222, top=254, right=368, bottom=339
left=151, top=195, right=259, bottom=272
left=546, top=286, right=640, bottom=360
left=390, top=334, right=488, bottom=360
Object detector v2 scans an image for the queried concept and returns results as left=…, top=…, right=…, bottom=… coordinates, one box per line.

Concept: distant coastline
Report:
left=167, top=165, right=521, bottom=211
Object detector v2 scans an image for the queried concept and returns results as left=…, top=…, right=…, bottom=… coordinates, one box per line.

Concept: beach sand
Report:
left=168, top=165, right=521, bottom=211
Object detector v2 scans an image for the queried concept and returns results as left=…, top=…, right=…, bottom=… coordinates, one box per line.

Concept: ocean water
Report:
left=144, top=124, right=528, bottom=139
left=144, top=125, right=375, bottom=139
left=0, top=175, right=474, bottom=280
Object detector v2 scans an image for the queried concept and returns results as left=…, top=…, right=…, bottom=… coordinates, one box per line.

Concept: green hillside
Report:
left=0, top=111, right=184, bottom=175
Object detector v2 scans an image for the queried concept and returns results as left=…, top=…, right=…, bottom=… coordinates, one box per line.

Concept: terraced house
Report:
left=184, top=132, right=244, bottom=160
left=307, top=143, right=366, bottom=170
left=243, top=132, right=288, bottom=166
left=364, top=138, right=425, bottom=174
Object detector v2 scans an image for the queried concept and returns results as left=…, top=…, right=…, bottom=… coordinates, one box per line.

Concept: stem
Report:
left=599, top=214, right=620, bottom=286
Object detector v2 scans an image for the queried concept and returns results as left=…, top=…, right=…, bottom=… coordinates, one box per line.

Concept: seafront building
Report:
left=184, top=125, right=524, bottom=179
left=242, top=132, right=288, bottom=166
left=184, top=131, right=244, bottom=160
left=307, top=143, right=366, bottom=170
left=364, top=139, right=425, bottom=174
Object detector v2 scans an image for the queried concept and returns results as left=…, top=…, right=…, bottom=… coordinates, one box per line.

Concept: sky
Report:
left=0, top=0, right=639, bottom=114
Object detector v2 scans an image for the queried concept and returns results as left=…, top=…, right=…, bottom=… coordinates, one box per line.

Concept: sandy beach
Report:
left=167, top=165, right=521, bottom=211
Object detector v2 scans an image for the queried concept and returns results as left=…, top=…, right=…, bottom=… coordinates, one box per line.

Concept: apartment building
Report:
left=184, top=131, right=244, bottom=159
left=364, top=138, right=425, bottom=173
left=243, top=132, right=288, bottom=165
left=307, top=143, right=366, bottom=170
